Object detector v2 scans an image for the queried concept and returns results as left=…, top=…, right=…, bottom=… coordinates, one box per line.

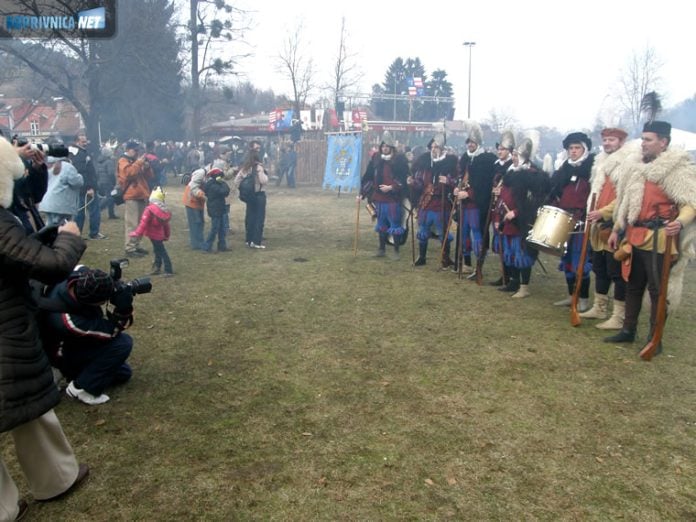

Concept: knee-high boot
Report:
left=415, top=243, right=427, bottom=266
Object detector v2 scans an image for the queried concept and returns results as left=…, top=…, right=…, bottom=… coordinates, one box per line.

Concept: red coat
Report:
left=131, top=203, right=171, bottom=241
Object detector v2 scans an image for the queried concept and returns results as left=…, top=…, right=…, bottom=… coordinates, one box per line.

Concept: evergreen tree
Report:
left=99, top=0, right=184, bottom=141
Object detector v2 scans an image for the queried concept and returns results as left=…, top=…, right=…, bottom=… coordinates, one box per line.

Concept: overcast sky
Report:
left=234, top=0, right=696, bottom=132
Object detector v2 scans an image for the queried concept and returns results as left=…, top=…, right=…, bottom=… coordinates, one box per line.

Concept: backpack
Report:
left=238, top=171, right=256, bottom=203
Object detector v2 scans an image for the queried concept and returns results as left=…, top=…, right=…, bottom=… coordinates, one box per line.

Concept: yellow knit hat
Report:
left=150, top=186, right=165, bottom=203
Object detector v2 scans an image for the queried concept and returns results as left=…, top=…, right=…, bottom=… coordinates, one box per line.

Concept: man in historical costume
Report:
left=456, top=124, right=497, bottom=274
left=549, top=132, right=595, bottom=311
left=408, top=134, right=458, bottom=267
left=579, top=128, right=633, bottom=329
left=486, top=131, right=516, bottom=285
left=604, top=121, right=696, bottom=354
left=359, top=132, right=409, bottom=259
left=496, top=138, right=550, bottom=297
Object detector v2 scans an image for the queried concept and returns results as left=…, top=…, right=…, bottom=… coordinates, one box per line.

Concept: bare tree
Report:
left=277, top=22, right=314, bottom=118
left=485, top=108, right=518, bottom=133
left=327, top=17, right=362, bottom=110
left=0, top=2, right=106, bottom=148
left=616, top=45, right=663, bottom=134
left=185, top=0, right=250, bottom=143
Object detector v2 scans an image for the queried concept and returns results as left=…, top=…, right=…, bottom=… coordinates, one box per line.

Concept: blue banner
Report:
left=323, top=133, right=362, bottom=192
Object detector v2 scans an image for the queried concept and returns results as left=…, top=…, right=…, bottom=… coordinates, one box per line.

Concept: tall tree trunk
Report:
left=190, top=0, right=200, bottom=144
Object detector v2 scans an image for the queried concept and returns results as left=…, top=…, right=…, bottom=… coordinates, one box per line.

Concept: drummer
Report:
left=549, top=132, right=595, bottom=311
left=496, top=138, right=550, bottom=297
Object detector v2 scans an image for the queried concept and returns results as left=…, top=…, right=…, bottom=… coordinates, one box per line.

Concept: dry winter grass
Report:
left=3, top=180, right=696, bottom=520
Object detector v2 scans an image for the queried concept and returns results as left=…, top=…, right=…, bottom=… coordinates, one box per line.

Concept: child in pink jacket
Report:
left=129, top=187, right=173, bottom=276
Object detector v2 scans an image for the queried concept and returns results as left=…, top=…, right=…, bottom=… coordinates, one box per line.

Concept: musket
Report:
left=408, top=187, right=416, bottom=267
left=353, top=195, right=361, bottom=257
left=440, top=172, right=469, bottom=268
left=639, top=233, right=673, bottom=361
left=498, top=198, right=513, bottom=287
left=570, top=193, right=596, bottom=327
left=457, top=198, right=465, bottom=279
left=476, top=179, right=502, bottom=285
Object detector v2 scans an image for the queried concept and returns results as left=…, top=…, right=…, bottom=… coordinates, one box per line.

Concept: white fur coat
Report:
left=614, top=147, right=696, bottom=308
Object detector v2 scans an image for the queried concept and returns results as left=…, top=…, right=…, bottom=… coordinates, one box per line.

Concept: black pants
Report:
left=151, top=239, right=173, bottom=273
left=245, top=191, right=266, bottom=245
left=591, top=250, right=626, bottom=300
left=624, top=248, right=665, bottom=332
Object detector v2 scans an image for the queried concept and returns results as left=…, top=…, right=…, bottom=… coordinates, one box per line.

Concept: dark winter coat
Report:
left=204, top=177, right=231, bottom=217
left=95, top=154, right=117, bottom=195
left=360, top=152, right=409, bottom=202
left=0, top=207, right=86, bottom=432
left=70, top=145, right=97, bottom=193
left=459, top=150, right=498, bottom=225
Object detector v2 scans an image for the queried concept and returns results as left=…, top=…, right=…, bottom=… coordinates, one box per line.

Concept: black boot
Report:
left=488, top=277, right=504, bottom=287
left=375, top=233, right=387, bottom=257
left=498, top=278, right=520, bottom=292
left=498, top=267, right=519, bottom=292
left=604, top=329, right=636, bottom=343
left=441, top=241, right=454, bottom=269
left=414, top=243, right=427, bottom=266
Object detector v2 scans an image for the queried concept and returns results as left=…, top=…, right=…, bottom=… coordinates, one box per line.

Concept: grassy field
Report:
left=3, top=181, right=696, bottom=521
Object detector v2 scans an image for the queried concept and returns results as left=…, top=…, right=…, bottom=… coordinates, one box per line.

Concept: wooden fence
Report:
left=295, top=137, right=371, bottom=186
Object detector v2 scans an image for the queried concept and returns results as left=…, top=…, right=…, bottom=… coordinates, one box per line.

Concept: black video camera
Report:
left=15, top=137, right=70, bottom=158
left=109, top=259, right=152, bottom=296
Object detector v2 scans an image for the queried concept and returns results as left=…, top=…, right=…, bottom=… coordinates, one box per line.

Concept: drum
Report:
left=526, top=205, right=577, bottom=256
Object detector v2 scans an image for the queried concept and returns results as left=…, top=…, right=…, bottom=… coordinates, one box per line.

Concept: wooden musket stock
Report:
left=570, top=193, right=596, bottom=327
left=639, top=233, right=673, bottom=361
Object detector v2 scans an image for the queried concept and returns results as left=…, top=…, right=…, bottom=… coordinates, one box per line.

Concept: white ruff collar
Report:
left=467, top=146, right=483, bottom=159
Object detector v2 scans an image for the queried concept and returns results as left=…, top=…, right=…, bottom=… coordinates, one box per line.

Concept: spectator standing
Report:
left=0, top=136, right=89, bottom=519
left=117, top=141, right=154, bottom=257
left=182, top=167, right=207, bottom=250
left=286, top=143, right=297, bottom=188
left=95, top=146, right=118, bottom=219
left=235, top=148, right=268, bottom=249
left=38, top=156, right=84, bottom=225
left=70, top=133, right=105, bottom=240
left=144, top=141, right=164, bottom=189
left=203, top=168, right=230, bottom=252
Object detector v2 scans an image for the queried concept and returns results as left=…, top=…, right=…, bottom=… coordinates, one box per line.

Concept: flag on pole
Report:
left=408, top=77, right=424, bottom=97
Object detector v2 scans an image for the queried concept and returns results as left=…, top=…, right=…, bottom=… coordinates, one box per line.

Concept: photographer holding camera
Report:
left=9, top=135, right=50, bottom=233
left=117, top=141, right=154, bottom=257
left=42, top=264, right=147, bottom=405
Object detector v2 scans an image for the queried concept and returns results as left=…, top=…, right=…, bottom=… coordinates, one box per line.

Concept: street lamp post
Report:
left=463, top=41, right=476, bottom=119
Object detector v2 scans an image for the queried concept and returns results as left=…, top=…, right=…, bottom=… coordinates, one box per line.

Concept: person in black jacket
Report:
left=70, top=133, right=106, bottom=240
left=44, top=266, right=135, bottom=405
left=203, top=168, right=231, bottom=252
left=0, top=136, right=89, bottom=519
left=96, top=145, right=118, bottom=219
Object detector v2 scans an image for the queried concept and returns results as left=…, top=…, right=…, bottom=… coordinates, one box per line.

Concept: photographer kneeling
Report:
left=44, top=266, right=137, bottom=405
